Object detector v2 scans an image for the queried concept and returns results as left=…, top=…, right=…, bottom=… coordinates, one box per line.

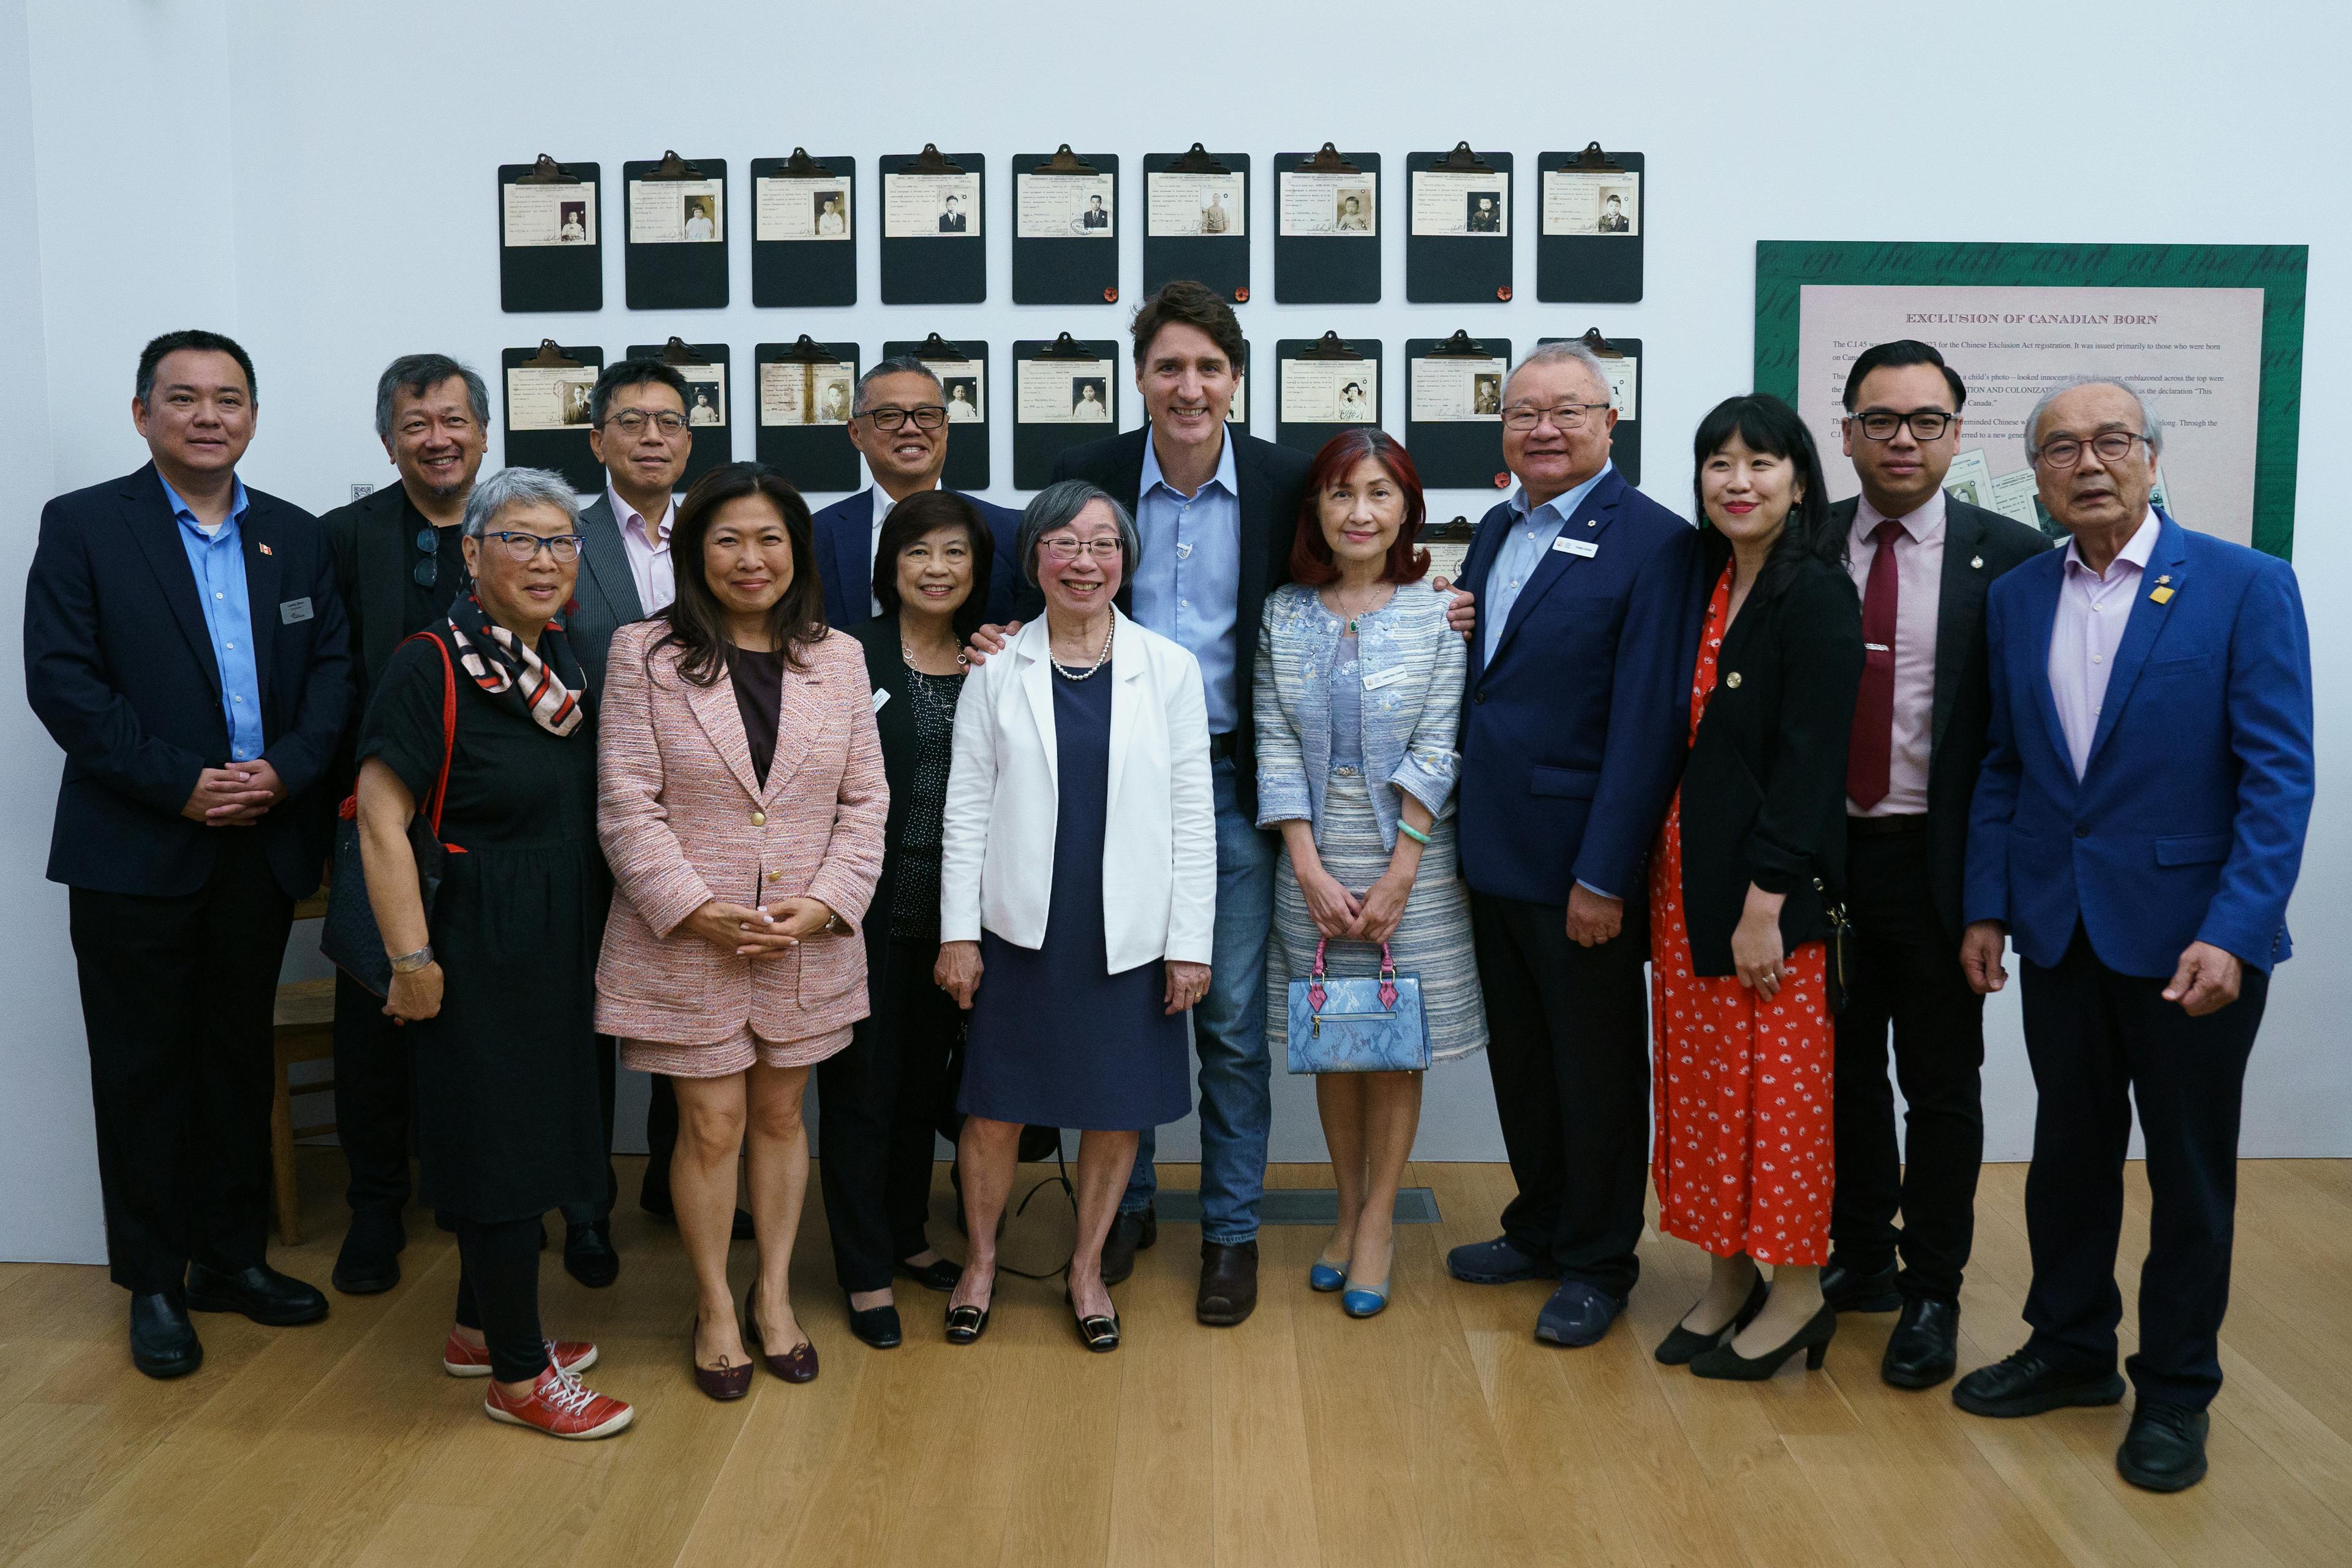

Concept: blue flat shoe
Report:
left=1341, top=1275, right=1392, bottom=1319
left=1309, top=1254, right=1349, bottom=1293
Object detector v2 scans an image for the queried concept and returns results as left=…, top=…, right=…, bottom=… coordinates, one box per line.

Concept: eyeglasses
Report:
left=859, top=405, right=948, bottom=431
left=1040, top=537, right=1123, bottom=562
left=486, top=531, right=586, bottom=564
left=2034, top=431, right=2148, bottom=469
left=1501, top=402, right=1610, bottom=432
left=1850, top=410, right=1955, bottom=442
left=413, top=526, right=443, bottom=588
left=604, top=409, right=688, bottom=437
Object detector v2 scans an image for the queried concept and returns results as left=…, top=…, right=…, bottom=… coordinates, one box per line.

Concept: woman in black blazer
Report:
left=1646, top=394, right=1863, bottom=1381
left=817, top=491, right=995, bottom=1348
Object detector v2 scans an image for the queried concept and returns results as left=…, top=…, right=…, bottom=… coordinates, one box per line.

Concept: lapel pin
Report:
left=2150, top=586, right=2174, bottom=604
left=258, top=542, right=273, bottom=556
left=2157, top=573, right=2172, bottom=584
left=1970, top=554, right=1982, bottom=569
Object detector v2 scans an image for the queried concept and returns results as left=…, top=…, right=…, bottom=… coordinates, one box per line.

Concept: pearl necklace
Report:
left=1050, top=616, right=1115, bottom=681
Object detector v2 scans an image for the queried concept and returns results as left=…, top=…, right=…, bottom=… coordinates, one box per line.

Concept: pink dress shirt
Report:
left=606, top=481, right=677, bottom=613
left=1844, top=490, right=1945, bottom=816
left=2048, top=510, right=2160, bottom=780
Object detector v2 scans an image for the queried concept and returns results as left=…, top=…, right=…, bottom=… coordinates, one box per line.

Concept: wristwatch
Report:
left=388, top=944, right=435, bottom=974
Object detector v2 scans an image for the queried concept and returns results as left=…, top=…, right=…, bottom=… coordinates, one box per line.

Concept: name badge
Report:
left=1551, top=537, right=1599, bottom=558
left=871, top=688, right=891, bottom=713
left=1363, top=666, right=1410, bottom=691
left=278, top=597, right=314, bottom=624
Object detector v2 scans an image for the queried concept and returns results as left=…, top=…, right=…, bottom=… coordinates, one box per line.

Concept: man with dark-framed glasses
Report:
left=811, top=355, right=1020, bottom=627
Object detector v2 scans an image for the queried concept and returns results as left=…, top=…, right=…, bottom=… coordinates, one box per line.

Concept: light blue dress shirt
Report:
left=162, top=475, right=266, bottom=763
left=1480, top=461, right=1615, bottom=668
left=1131, top=432, right=1242, bottom=734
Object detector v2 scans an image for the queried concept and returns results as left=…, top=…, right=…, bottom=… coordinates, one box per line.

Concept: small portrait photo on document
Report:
left=687, top=382, right=724, bottom=427
left=1466, top=193, right=1502, bottom=232
left=815, top=190, right=848, bottom=236
left=682, top=194, right=718, bottom=242
left=562, top=379, right=595, bottom=426
left=1083, top=194, right=1110, bottom=228
left=1472, top=373, right=1501, bottom=415
left=1335, top=189, right=1371, bottom=231
left=942, top=377, right=982, bottom=423
left=938, top=194, right=968, bottom=232
left=1071, top=378, right=1110, bottom=420
left=1597, top=189, right=1632, bottom=233
left=558, top=200, right=589, bottom=243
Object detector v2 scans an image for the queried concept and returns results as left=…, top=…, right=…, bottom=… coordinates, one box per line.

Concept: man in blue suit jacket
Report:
left=24, top=331, right=352, bottom=1379
left=1954, top=379, right=2313, bottom=1494
left=1441, top=341, right=1703, bottom=1348
left=810, top=355, right=1019, bottom=630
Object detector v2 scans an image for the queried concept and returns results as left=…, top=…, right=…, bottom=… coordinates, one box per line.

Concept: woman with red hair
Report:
left=1254, top=430, right=1485, bottom=1319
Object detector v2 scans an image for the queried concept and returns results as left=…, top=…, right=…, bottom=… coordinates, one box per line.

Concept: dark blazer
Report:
left=1830, top=494, right=2049, bottom=940
left=1036, top=425, right=1313, bottom=819
left=1676, top=545, right=1865, bottom=976
left=568, top=491, right=649, bottom=697
left=812, top=486, right=1022, bottom=633
left=24, top=463, right=352, bottom=899
left=319, top=481, right=429, bottom=709
left=846, top=612, right=925, bottom=987
left=1454, top=467, right=1705, bottom=908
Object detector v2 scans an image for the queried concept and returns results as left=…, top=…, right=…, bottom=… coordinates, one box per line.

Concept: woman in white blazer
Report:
left=933, top=481, right=1216, bottom=1352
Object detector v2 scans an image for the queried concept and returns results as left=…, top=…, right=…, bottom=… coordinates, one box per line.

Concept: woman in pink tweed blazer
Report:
left=595, top=464, right=886, bottom=1400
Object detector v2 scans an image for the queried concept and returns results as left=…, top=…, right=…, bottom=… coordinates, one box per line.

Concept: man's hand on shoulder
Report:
left=964, top=620, right=1019, bottom=667
left=1431, top=576, right=1475, bottom=640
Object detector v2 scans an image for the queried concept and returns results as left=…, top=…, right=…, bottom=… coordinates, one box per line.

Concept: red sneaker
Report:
left=442, top=1330, right=598, bottom=1378
left=483, top=1365, right=634, bottom=1440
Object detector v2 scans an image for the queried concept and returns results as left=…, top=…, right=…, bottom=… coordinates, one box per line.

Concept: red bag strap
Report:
left=401, top=630, right=459, bottom=839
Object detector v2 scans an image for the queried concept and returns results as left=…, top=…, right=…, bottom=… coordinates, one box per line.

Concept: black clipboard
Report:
left=622, top=151, right=728, bottom=310
left=1142, top=145, right=1250, bottom=303
left=1273, top=146, right=1381, bottom=304
left=500, top=341, right=606, bottom=494
left=627, top=339, right=733, bottom=487
left=1406, top=144, right=1515, bottom=304
left=750, top=149, right=856, bottom=307
left=1013, top=334, right=1119, bottom=490
left=1537, top=146, right=1645, bottom=304
left=1404, top=331, right=1513, bottom=491
left=1422, top=514, right=1479, bottom=587
left=1013, top=147, right=1120, bottom=306
left=1275, top=333, right=1383, bottom=456
left=882, top=334, right=990, bottom=491
left=880, top=145, right=985, bottom=305
left=1539, top=330, right=1645, bottom=486
left=753, top=337, right=863, bottom=493
left=497, top=156, right=601, bottom=314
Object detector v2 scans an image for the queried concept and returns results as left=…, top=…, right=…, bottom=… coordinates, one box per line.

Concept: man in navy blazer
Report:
left=811, top=355, right=1019, bottom=630
left=24, top=330, right=352, bottom=1379
left=1954, top=379, right=2313, bottom=1493
left=1441, top=341, right=1702, bottom=1348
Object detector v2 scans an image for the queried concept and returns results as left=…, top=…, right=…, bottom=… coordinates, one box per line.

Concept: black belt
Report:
left=1209, top=732, right=1238, bottom=760
left=1847, top=813, right=1929, bottom=839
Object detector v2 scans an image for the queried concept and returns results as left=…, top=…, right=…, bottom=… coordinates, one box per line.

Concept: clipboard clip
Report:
left=909, top=143, right=965, bottom=174
left=773, top=334, right=842, bottom=365
left=1031, top=332, right=1099, bottom=362
left=515, top=154, right=580, bottom=186
left=779, top=147, right=834, bottom=178
left=1169, top=142, right=1229, bottom=174
left=1033, top=145, right=1099, bottom=175
left=1577, top=328, right=1626, bottom=359
left=524, top=340, right=582, bottom=368
left=1299, top=143, right=1359, bottom=173
left=1300, top=331, right=1363, bottom=362
left=1433, top=141, right=1494, bottom=173
left=641, top=149, right=705, bottom=181
left=655, top=337, right=712, bottom=368
left=1425, top=330, right=1493, bottom=360
left=1569, top=141, right=1624, bottom=171
left=912, top=333, right=970, bottom=363
left=1426, top=514, right=1477, bottom=541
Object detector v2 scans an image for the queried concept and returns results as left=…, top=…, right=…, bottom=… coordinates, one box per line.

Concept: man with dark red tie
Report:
left=1822, top=341, right=2046, bottom=1388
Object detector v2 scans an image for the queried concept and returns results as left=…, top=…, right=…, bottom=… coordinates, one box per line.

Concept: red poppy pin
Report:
left=258, top=542, right=274, bottom=555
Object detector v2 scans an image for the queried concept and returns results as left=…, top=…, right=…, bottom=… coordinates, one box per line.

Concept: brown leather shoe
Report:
left=1197, top=1240, right=1259, bottom=1327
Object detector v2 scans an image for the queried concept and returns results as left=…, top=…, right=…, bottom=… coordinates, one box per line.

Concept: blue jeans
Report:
left=1122, top=755, right=1278, bottom=1245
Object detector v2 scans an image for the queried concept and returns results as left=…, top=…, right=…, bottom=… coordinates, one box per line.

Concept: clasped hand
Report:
left=684, top=896, right=835, bottom=957
left=181, top=761, right=285, bottom=826
left=1300, top=864, right=1409, bottom=945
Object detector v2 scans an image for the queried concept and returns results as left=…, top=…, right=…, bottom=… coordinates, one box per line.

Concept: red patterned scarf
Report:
left=444, top=595, right=587, bottom=737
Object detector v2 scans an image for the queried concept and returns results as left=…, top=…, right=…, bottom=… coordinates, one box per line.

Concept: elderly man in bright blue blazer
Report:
left=1953, top=379, right=2313, bottom=1495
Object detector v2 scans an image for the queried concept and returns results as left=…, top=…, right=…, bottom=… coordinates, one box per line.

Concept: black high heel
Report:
left=1654, top=1273, right=1770, bottom=1366
left=1689, top=1301, right=1837, bottom=1381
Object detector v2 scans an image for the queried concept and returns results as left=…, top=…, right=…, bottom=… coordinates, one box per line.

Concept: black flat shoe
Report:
left=847, top=1300, right=903, bottom=1349
left=1952, top=1348, right=2127, bottom=1419
left=1689, top=1302, right=1837, bottom=1381
left=331, top=1210, right=405, bottom=1296
left=184, top=1262, right=328, bottom=1327
left=563, top=1221, right=620, bottom=1289
left=1882, top=1298, right=1960, bottom=1390
left=2118, top=1401, right=2209, bottom=1492
left=1066, top=1291, right=1121, bottom=1353
left=129, top=1289, right=202, bottom=1379
left=944, top=1303, right=991, bottom=1345
left=1655, top=1274, right=1770, bottom=1366
left=1821, top=1259, right=1901, bottom=1314
left=896, top=1256, right=963, bottom=1293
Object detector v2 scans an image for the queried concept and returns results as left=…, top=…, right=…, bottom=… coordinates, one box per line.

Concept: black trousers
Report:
left=331, top=970, right=412, bottom=1220
left=68, top=832, right=296, bottom=1294
left=1469, top=891, right=1651, bottom=1299
left=640, top=1070, right=682, bottom=1210
left=2019, top=924, right=2267, bottom=1411
left=1828, top=826, right=1986, bottom=1302
left=818, top=938, right=964, bottom=1293
left=451, top=1215, right=549, bottom=1383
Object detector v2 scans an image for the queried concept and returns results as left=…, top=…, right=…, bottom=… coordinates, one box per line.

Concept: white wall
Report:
left=6, top=1, right=2346, bottom=1261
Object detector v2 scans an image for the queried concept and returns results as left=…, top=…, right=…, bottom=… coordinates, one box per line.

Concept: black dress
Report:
left=357, top=633, right=613, bottom=1223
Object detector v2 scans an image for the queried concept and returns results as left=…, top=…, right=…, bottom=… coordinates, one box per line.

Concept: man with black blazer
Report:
left=24, top=330, right=352, bottom=1378
left=1022, top=281, right=1313, bottom=1326
left=316, top=352, right=488, bottom=1295
left=1442, top=340, right=1703, bottom=1349
left=1823, top=342, right=2048, bottom=1389
left=810, top=355, right=1020, bottom=630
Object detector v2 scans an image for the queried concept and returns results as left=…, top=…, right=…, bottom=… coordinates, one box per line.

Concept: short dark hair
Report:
left=137, top=330, right=256, bottom=405
left=1130, top=279, right=1245, bottom=372
left=1842, top=340, right=1966, bottom=412
left=654, top=462, right=827, bottom=687
left=588, top=357, right=691, bottom=428
left=872, top=490, right=997, bottom=643
left=1290, top=429, right=1430, bottom=587
left=374, top=353, right=489, bottom=442
left=1691, top=393, right=1841, bottom=605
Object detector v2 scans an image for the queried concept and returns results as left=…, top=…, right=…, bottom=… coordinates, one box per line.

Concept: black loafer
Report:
left=331, top=1210, right=407, bottom=1295
left=896, top=1256, right=963, bottom=1292
left=1821, top=1259, right=1901, bottom=1313
left=1953, top=1348, right=2126, bottom=1418
left=1101, top=1206, right=1158, bottom=1287
left=2117, top=1401, right=2209, bottom=1492
left=1882, top=1298, right=1960, bottom=1389
left=563, top=1221, right=620, bottom=1289
left=847, top=1300, right=903, bottom=1349
left=184, top=1262, right=328, bottom=1327
left=129, top=1289, right=203, bottom=1379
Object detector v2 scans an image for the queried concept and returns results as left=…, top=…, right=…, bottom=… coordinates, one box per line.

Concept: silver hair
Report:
left=853, top=354, right=943, bottom=415
left=1501, top=339, right=1615, bottom=408
left=1017, top=479, right=1139, bottom=589
left=460, top=466, right=581, bottom=539
left=2022, top=376, right=2165, bottom=461
left=372, top=353, right=489, bottom=443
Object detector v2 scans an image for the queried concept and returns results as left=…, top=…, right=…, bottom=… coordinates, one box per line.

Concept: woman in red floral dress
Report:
left=1648, top=394, right=1864, bottom=1380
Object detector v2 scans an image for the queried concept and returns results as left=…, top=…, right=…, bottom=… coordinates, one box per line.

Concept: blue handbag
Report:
left=1286, top=939, right=1431, bottom=1074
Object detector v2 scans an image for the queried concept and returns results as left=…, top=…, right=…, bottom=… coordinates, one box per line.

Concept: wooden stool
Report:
left=271, top=976, right=337, bottom=1246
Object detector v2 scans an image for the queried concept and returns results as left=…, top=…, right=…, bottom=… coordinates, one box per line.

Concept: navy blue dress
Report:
left=959, top=665, right=1191, bottom=1132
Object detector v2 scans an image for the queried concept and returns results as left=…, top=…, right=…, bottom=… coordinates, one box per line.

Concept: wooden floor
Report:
left=2, top=1156, right=2348, bottom=1567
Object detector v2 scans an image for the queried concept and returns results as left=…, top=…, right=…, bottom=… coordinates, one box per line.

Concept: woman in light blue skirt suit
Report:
left=1256, top=430, right=1485, bottom=1318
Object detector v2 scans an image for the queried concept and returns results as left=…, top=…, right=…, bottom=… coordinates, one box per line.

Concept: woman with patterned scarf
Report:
left=355, top=466, right=631, bottom=1441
